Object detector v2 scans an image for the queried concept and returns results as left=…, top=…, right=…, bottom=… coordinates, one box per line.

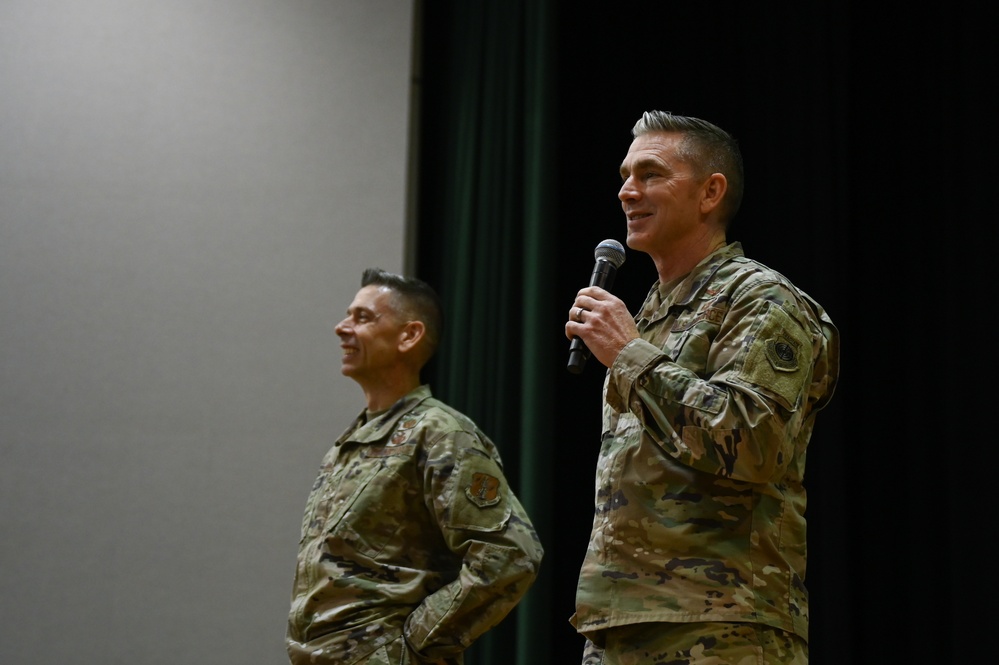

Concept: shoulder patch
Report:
left=738, top=301, right=811, bottom=410
left=764, top=332, right=801, bottom=372
left=465, top=473, right=502, bottom=507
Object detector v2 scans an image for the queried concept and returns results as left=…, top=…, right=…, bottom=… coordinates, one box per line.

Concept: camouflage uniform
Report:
left=287, top=385, right=543, bottom=664
left=580, top=621, right=807, bottom=665
left=571, top=243, right=839, bottom=655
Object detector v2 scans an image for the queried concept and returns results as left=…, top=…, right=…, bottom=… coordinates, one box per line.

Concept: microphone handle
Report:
left=567, top=260, right=618, bottom=374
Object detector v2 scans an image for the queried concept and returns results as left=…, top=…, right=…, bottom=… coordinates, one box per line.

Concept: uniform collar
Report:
left=638, top=242, right=743, bottom=325
left=340, top=385, right=434, bottom=444
left=672, top=241, right=743, bottom=306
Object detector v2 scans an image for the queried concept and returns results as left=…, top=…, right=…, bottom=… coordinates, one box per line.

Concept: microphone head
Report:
left=594, top=239, right=626, bottom=268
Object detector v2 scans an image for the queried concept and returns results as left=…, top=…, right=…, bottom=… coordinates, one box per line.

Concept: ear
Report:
left=699, top=173, right=728, bottom=215
left=397, top=320, right=426, bottom=354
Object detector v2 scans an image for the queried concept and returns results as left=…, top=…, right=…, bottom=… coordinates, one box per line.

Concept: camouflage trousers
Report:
left=580, top=621, right=807, bottom=665
left=288, top=631, right=461, bottom=665
left=355, top=638, right=460, bottom=665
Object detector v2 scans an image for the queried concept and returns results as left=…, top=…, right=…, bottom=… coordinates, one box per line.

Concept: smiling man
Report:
left=287, top=268, right=543, bottom=665
left=565, top=111, right=840, bottom=664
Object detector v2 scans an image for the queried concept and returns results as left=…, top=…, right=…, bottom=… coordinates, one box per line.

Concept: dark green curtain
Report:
left=415, top=1, right=556, bottom=663
left=416, top=1, right=995, bottom=663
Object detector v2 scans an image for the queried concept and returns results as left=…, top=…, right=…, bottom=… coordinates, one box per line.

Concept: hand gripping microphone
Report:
left=567, top=239, right=626, bottom=374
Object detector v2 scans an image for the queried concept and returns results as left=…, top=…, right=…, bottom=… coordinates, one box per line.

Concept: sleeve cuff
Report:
left=606, top=338, right=666, bottom=412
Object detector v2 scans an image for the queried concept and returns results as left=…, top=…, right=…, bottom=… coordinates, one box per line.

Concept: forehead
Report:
left=347, top=284, right=396, bottom=312
left=620, top=132, right=685, bottom=173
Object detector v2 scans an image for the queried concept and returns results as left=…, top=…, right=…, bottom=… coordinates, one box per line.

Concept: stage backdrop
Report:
left=0, top=1, right=416, bottom=663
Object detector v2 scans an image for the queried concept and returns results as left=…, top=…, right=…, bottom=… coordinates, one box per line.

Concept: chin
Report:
left=625, top=233, right=647, bottom=252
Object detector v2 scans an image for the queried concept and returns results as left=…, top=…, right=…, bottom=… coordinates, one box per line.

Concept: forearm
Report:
left=404, top=540, right=540, bottom=659
left=607, top=337, right=795, bottom=482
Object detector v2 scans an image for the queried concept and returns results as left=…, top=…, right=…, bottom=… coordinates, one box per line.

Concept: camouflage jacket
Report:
left=287, top=385, right=543, bottom=664
left=571, top=242, right=839, bottom=642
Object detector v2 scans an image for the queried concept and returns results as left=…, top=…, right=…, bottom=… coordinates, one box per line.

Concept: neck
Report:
left=360, top=374, right=421, bottom=413
left=652, top=231, right=727, bottom=284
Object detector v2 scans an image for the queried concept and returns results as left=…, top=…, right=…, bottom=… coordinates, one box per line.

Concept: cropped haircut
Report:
left=360, top=268, right=443, bottom=361
left=632, top=110, right=745, bottom=224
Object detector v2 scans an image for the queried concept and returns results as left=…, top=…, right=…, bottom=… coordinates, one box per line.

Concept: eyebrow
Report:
left=345, top=305, right=379, bottom=318
left=619, top=156, right=661, bottom=179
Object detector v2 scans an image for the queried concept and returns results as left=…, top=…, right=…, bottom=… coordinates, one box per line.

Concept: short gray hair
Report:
left=632, top=110, right=744, bottom=224
left=360, top=268, right=443, bottom=361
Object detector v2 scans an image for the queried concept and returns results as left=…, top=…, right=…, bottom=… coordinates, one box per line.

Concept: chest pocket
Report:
left=659, top=303, right=726, bottom=375
left=329, top=454, right=420, bottom=559
left=300, top=462, right=381, bottom=542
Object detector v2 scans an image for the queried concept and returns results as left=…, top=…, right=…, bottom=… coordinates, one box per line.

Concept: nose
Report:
left=334, top=317, right=351, bottom=337
left=618, top=177, right=639, bottom=202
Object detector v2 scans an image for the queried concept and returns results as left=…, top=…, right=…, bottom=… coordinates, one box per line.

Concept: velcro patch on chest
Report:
left=387, top=412, right=426, bottom=447
left=362, top=412, right=425, bottom=458
left=670, top=304, right=725, bottom=332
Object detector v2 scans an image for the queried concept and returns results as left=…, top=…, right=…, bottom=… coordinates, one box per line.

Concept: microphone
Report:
left=567, top=239, right=626, bottom=374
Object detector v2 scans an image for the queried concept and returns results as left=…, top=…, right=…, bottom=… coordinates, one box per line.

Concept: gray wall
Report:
left=0, top=1, right=415, bottom=662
